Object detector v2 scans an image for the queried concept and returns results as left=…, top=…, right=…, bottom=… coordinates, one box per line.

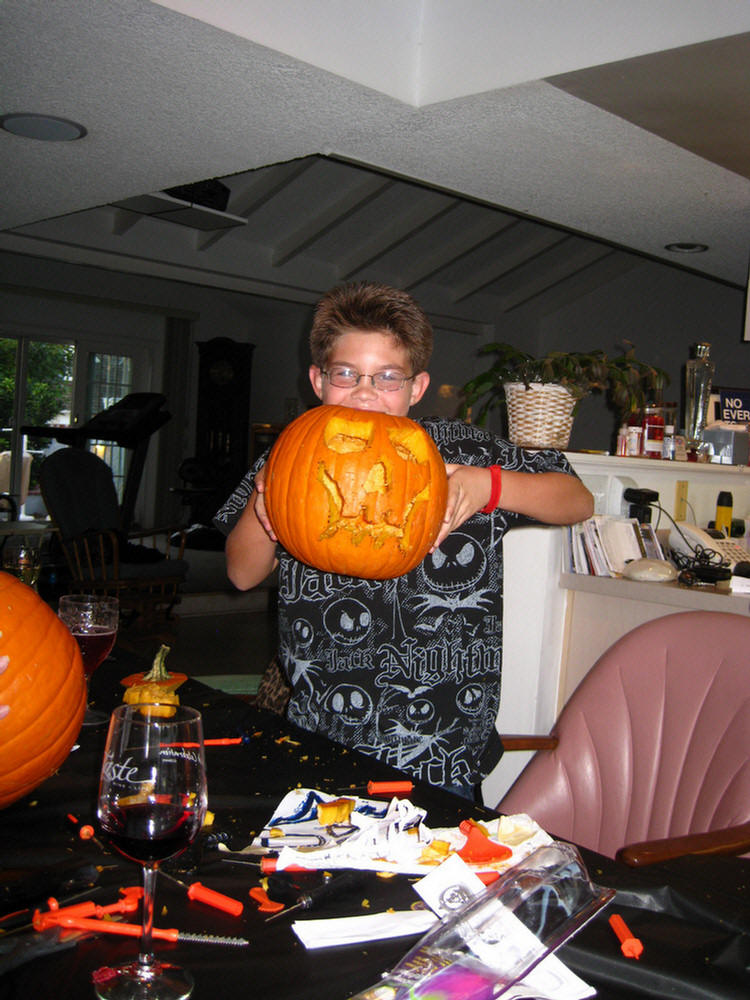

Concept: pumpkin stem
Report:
left=141, top=644, right=173, bottom=683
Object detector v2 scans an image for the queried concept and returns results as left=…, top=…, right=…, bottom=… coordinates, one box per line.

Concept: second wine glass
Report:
left=96, top=703, right=208, bottom=1000
left=58, top=594, right=119, bottom=726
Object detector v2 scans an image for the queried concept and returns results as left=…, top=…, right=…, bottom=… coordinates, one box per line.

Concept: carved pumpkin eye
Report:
left=323, top=416, right=373, bottom=453
left=265, top=405, right=448, bottom=579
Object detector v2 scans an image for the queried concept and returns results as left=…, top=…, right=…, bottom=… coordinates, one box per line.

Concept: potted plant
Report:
left=460, top=342, right=668, bottom=449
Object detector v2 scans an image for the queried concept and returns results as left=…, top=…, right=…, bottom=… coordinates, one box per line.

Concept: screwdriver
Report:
left=159, top=870, right=244, bottom=916
left=33, top=910, right=249, bottom=945
left=265, top=871, right=366, bottom=922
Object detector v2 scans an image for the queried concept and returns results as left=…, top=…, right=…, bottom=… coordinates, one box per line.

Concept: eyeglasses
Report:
left=321, top=366, right=416, bottom=392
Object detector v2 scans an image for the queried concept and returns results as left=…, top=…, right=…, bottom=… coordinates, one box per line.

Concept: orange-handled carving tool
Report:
left=160, top=738, right=245, bottom=747
left=32, top=910, right=249, bottom=945
left=43, top=886, right=143, bottom=921
left=159, top=870, right=243, bottom=916
left=337, top=780, right=414, bottom=796
left=609, top=913, right=643, bottom=959
left=259, top=857, right=315, bottom=874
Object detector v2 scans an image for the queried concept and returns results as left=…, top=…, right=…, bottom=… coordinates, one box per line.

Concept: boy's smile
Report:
left=309, top=330, right=429, bottom=416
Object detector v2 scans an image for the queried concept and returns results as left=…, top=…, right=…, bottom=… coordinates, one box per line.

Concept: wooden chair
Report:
left=497, top=611, right=750, bottom=866
left=40, top=447, right=188, bottom=631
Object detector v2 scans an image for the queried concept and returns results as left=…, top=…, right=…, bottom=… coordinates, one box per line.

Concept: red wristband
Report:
left=481, top=465, right=503, bottom=514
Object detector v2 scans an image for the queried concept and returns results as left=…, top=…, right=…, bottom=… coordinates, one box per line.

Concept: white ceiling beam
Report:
left=402, top=216, right=520, bottom=289
left=271, top=175, right=394, bottom=266
left=340, top=195, right=456, bottom=277
left=451, top=230, right=569, bottom=302
left=498, top=243, right=614, bottom=310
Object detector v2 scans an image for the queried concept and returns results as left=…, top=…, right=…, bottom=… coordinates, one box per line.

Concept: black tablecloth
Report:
left=1, top=654, right=748, bottom=999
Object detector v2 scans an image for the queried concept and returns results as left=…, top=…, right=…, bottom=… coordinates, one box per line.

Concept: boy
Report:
left=215, top=282, right=592, bottom=797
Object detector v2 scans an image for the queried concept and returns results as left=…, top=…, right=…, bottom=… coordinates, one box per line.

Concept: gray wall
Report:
left=3, top=250, right=747, bottom=493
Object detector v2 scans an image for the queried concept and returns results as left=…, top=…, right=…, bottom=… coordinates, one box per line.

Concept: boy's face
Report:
left=309, top=329, right=429, bottom=416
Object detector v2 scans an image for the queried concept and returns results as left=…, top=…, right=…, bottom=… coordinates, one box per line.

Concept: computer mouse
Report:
left=622, top=558, right=678, bottom=582
left=733, top=561, right=750, bottom=577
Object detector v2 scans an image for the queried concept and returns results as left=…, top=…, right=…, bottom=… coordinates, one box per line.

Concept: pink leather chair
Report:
left=497, top=610, right=750, bottom=866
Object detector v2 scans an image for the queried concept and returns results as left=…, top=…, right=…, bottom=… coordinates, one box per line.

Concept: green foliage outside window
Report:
left=0, top=339, right=74, bottom=486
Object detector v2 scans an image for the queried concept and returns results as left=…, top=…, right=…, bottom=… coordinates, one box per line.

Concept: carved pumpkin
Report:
left=264, top=405, right=448, bottom=579
left=0, top=572, right=87, bottom=808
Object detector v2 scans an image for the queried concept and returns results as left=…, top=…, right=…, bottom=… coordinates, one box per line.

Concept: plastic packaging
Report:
left=349, top=842, right=614, bottom=999
left=684, top=343, right=714, bottom=449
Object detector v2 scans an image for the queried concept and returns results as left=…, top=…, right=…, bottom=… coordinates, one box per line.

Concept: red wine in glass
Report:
left=73, top=626, right=117, bottom=678
left=58, top=595, right=119, bottom=725
left=100, top=800, right=201, bottom=865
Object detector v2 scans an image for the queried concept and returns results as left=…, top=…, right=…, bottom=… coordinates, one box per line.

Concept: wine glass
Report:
left=58, top=594, right=119, bottom=726
left=2, top=534, right=42, bottom=591
left=96, top=703, right=208, bottom=1000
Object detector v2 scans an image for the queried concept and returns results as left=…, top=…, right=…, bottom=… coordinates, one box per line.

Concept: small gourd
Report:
left=121, top=644, right=186, bottom=717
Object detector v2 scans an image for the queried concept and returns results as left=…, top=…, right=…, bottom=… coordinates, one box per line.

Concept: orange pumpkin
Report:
left=264, top=405, right=448, bottom=579
left=0, top=572, right=86, bottom=808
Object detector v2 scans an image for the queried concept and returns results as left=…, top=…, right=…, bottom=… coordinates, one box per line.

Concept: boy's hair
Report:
left=309, top=282, right=433, bottom=372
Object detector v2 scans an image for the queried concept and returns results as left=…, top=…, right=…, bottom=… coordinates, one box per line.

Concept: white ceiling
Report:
left=2, top=0, right=750, bottom=326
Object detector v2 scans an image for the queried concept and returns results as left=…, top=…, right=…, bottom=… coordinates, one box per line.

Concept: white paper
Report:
left=252, top=788, right=551, bottom=875
left=291, top=910, right=437, bottom=949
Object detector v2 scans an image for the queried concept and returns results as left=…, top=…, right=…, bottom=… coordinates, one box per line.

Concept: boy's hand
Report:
left=252, top=465, right=277, bottom=541
left=431, top=464, right=493, bottom=551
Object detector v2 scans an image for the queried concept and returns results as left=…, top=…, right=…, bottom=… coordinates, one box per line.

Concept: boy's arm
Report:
left=495, top=468, right=594, bottom=523
left=434, top=464, right=593, bottom=550
left=225, top=489, right=278, bottom=590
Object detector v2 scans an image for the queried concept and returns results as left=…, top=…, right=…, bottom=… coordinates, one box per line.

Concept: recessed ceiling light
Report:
left=664, top=242, right=708, bottom=254
left=0, top=113, right=87, bottom=141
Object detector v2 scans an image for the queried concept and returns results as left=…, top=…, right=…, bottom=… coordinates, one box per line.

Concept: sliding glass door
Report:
left=1, top=332, right=148, bottom=518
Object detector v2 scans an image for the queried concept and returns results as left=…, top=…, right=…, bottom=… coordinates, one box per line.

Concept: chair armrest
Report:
left=128, top=526, right=187, bottom=559
left=617, top=821, right=750, bottom=867
left=499, top=734, right=559, bottom=752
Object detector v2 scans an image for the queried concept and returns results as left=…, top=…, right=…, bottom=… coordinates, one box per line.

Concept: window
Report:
left=1, top=336, right=135, bottom=516
left=85, top=352, right=134, bottom=500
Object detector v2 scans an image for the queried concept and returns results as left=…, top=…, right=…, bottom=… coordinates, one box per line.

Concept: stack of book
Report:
left=565, top=515, right=665, bottom=577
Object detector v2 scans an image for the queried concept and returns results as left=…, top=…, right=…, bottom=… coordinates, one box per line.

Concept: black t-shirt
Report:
left=215, top=416, right=576, bottom=792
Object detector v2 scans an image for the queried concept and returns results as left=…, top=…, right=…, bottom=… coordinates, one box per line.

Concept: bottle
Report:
left=615, top=425, right=628, bottom=456
left=684, top=343, right=715, bottom=450
left=715, top=491, right=733, bottom=536
left=625, top=411, right=642, bottom=456
left=662, top=425, right=675, bottom=460
left=641, top=404, right=665, bottom=458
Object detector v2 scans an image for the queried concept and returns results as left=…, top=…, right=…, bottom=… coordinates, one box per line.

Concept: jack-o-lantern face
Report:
left=264, top=405, right=448, bottom=579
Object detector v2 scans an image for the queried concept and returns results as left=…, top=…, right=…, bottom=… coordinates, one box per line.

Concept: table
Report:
left=1, top=655, right=748, bottom=999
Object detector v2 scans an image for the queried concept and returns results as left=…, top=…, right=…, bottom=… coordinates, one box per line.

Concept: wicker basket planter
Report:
left=504, top=381, right=577, bottom=449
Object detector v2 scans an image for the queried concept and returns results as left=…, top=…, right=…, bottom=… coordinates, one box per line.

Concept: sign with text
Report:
left=717, top=387, right=750, bottom=424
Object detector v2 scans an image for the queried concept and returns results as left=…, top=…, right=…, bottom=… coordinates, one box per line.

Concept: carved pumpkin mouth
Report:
left=316, top=415, right=434, bottom=550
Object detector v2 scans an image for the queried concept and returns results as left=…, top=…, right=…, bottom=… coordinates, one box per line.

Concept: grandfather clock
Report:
left=194, top=337, right=254, bottom=513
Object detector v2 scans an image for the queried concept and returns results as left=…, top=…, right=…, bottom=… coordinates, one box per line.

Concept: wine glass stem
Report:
left=139, top=864, right=158, bottom=973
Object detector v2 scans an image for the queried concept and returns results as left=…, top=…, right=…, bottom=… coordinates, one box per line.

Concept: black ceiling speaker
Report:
left=162, top=179, right=230, bottom=212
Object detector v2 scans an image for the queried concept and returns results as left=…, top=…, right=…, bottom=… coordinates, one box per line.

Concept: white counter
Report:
left=565, top=451, right=750, bottom=527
